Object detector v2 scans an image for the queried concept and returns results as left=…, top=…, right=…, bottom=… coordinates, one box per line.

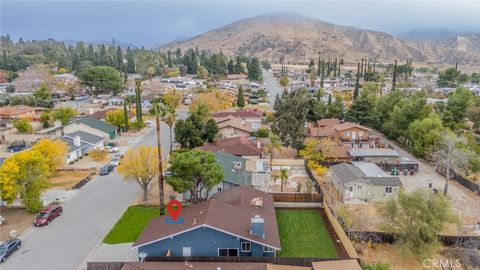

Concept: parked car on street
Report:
left=0, top=239, right=22, bottom=263
left=34, top=204, right=63, bottom=226
left=110, top=156, right=121, bottom=167
left=105, top=146, right=120, bottom=153
left=100, top=164, right=114, bottom=175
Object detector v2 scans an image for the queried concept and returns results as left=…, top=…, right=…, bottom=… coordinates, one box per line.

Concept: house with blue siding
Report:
left=132, top=187, right=281, bottom=258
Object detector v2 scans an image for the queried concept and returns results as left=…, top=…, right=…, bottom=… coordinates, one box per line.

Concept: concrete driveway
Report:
left=2, top=110, right=188, bottom=270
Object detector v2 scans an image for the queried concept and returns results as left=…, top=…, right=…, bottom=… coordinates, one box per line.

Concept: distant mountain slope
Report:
left=159, top=13, right=480, bottom=66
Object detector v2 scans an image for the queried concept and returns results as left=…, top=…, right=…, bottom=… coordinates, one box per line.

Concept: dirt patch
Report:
left=48, top=170, right=94, bottom=190
left=0, top=208, right=36, bottom=241
left=358, top=242, right=471, bottom=270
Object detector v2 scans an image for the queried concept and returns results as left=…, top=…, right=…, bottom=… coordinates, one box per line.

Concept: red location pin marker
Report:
left=166, top=200, right=182, bottom=221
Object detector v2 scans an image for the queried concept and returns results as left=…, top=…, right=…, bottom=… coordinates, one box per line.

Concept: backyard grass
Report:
left=276, top=209, right=338, bottom=258
left=103, top=205, right=159, bottom=244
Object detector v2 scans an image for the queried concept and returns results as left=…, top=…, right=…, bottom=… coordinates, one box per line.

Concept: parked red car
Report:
left=34, top=204, right=63, bottom=226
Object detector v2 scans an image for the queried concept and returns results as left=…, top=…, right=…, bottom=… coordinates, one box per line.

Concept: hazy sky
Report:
left=1, top=0, right=479, bottom=47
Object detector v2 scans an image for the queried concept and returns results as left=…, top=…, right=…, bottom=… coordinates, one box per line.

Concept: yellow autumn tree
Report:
left=0, top=150, right=49, bottom=212
left=299, top=138, right=333, bottom=163
left=0, top=158, right=21, bottom=204
left=162, top=89, right=182, bottom=109
left=32, top=139, right=68, bottom=177
left=189, top=89, right=233, bottom=112
left=118, top=146, right=159, bottom=202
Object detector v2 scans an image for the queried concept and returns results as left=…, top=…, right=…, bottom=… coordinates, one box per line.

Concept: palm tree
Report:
left=150, top=101, right=168, bottom=215
left=266, top=133, right=282, bottom=169
left=280, top=168, right=288, bottom=192
left=163, top=112, right=176, bottom=154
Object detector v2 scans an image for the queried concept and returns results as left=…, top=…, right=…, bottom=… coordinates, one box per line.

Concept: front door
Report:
left=182, top=247, right=191, bottom=257
left=352, top=131, right=357, bottom=140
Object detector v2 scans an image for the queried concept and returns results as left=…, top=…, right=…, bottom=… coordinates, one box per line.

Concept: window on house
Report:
left=241, top=242, right=251, bottom=252
left=385, top=186, right=393, bottom=193
left=349, top=187, right=353, bottom=192
left=218, top=248, right=238, bottom=257
left=217, top=187, right=222, bottom=192
left=344, top=131, right=350, bottom=136
left=359, top=131, right=364, bottom=137
left=67, top=154, right=71, bottom=159
left=263, top=246, right=274, bottom=253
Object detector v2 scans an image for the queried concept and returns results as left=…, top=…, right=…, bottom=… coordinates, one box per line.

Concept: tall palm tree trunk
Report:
left=156, top=115, right=165, bottom=215
left=169, top=126, right=173, bottom=154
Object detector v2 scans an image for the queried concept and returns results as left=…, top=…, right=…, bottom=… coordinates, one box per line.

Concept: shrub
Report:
left=13, top=118, right=33, bottom=133
left=89, top=148, right=109, bottom=161
left=255, top=128, right=270, bottom=138
left=361, top=262, right=390, bottom=270
left=131, top=120, right=145, bottom=130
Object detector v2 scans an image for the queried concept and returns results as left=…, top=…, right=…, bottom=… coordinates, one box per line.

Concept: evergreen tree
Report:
left=320, top=60, right=325, bottom=88
left=237, top=86, right=245, bottom=109
left=87, top=44, right=95, bottom=61
left=234, top=56, right=244, bottom=74
left=317, top=54, right=321, bottom=76
left=123, top=99, right=129, bottom=131
left=227, top=59, right=235, bottom=74
left=309, top=58, right=315, bottom=69
left=346, top=90, right=378, bottom=126
left=333, top=57, right=338, bottom=77
left=247, top=58, right=262, bottom=82
left=354, top=62, right=360, bottom=100
left=135, top=79, right=143, bottom=125
left=116, top=46, right=123, bottom=69
left=392, top=59, right=398, bottom=91
left=126, top=47, right=135, bottom=73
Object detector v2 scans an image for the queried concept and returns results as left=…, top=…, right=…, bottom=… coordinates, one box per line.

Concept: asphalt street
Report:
left=2, top=109, right=188, bottom=270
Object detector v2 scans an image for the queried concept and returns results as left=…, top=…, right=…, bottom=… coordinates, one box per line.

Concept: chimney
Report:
left=73, top=135, right=81, bottom=147
left=54, top=120, right=62, bottom=127
left=256, top=139, right=261, bottom=149
left=250, top=215, right=265, bottom=239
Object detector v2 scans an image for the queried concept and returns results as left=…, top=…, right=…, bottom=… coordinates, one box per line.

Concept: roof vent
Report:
left=251, top=197, right=263, bottom=208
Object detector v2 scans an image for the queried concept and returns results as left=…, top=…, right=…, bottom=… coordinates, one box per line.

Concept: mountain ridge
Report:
left=158, top=13, right=480, bottom=66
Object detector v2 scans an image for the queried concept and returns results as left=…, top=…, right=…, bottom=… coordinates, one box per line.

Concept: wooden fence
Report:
left=87, top=257, right=354, bottom=270
left=87, top=262, right=125, bottom=270
left=452, top=175, right=480, bottom=196
left=347, top=231, right=480, bottom=249
left=271, top=192, right=323, bottom=203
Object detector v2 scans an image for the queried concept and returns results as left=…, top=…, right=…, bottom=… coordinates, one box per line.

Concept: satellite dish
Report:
left=139, top=251, right=148, bottom=263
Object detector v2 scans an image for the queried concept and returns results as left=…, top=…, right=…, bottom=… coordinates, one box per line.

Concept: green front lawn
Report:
left=276, top=209, right=338, bottom=258
left=103, top=205, right=159, bottom=244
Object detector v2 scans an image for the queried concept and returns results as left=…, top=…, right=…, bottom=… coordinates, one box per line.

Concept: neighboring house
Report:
left=64, top=117, right=117, bottom=139
left=35, top=121, right=63, bottom=136
left=325, top=144, right=352, bottom=163
left=88, top=108, right=118, bottom=121
left=197, top=137, right=262, bottom=159
left=306, top=119, right=371, bottom=148
left=211, top=109, right=263, bottom=131
left=132, top=187, right=281, bottom=258
left=216, top=115, right=253, bottom=138
left=212, top=151, right=252, bottom=194
left=64, top=130, right=105, bottom=154
left=348, top=148, right=400, bottom=164
left=330, top=162, right=402, bottom=204
left=7, top=140, right=30, bottom=153
left=334, top=123, right=371, bottom=146
left=107, top=96, right=124, bottom=106
left=0, top=105, right=38, bottom=121
left=60, top=136, right=88, bottom=164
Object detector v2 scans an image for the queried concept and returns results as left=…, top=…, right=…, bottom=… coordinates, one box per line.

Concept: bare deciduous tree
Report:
left=430, top=131, right=472, bottom=196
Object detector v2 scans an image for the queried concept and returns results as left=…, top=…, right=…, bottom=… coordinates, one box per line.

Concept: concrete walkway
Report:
left=86, top=243, right=137, bottom=263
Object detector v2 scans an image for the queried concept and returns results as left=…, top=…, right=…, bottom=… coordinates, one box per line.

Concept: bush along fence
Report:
left=347, top=231, right=480, bottom=249
left=327, top=202, right=480, bottom=249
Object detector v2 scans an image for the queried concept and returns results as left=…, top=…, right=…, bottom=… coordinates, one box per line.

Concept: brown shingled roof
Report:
left=334, top=122, right=371, bottom=132
left=216, top=116, right=252, bottom=133
left=197, top=137, right=262, bottom=157
left=211, top=109, right=263, bottom=119
left=0, top=105, right=37, bottom=117
left=132, top=187, right=281, bottom=250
